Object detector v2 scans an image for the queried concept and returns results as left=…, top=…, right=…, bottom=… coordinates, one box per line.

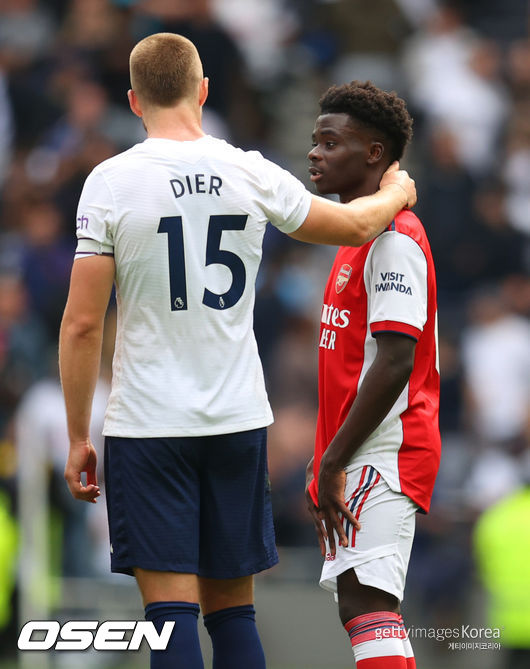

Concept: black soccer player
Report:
left=306, top=81, right=440, bottom=668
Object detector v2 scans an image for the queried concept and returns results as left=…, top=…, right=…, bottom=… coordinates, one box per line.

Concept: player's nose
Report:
left=308, top=145, right=322, bottom=161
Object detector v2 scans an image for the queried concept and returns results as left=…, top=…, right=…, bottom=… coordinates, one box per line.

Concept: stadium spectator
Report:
left=0, top=68, right=13, bottom=192
left=461, top=285, right=530, bottom=452
left=0, top=271, right=48, bottom=433
left=131, top=0, right=263, bottom=146
left=473, top=456, right=530, bottom=669
left=402, top=2, right=509, bottom=175
left=414, top=123, right=476, bottom=315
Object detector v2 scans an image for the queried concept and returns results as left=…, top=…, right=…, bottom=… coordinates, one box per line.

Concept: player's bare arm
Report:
left=59, top=255, right=115, bottom=503
left=289, top=162, right=415, bottom=247
left=317, top=333, right=416, bottom=556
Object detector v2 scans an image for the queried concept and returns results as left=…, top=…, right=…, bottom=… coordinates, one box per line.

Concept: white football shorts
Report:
left=320, top=464, right=418, bottom=602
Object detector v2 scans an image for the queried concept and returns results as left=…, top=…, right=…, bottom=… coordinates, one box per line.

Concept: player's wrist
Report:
left=68, top=436, right=91, bottom=449
left=320, top=448, right=348, bottom=472
left=382, top=182, right=409, bottom=209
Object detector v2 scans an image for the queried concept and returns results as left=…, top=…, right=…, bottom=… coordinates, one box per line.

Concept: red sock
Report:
left=398, top=615, right=416, bottom=669
left=345, top=611, right=408, bottom=668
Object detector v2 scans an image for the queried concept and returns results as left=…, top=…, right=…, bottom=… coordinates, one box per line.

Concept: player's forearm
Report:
left=59, top=317, right=104, bottom=443
left=343, top=184, right=409, bottom=244
left=321, top=348, right=413, bottom=471
left=290, top=185, right=408, bottom=247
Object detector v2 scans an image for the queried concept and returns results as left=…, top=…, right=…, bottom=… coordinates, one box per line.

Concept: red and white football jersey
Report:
left=309, top=210, right=440, bottom=512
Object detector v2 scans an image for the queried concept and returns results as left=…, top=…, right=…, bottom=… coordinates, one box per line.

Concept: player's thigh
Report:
left=199, top=575, right=254, bottom=615
left=198, top=428, right=278, bottom=579
left=105, top=436, right=202, bottom=576
left=320, top=465, right=417, bottom=603
left=336, top=568, right=399, bottom=623
left=135, top=568, right=199, bottom=607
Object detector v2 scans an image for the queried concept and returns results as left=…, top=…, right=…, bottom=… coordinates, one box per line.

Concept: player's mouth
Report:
left=309, top=166, right=324, bottom=182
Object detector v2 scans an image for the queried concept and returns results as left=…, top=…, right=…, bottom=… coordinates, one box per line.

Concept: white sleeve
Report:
left=366, top=231, right=428, bottom=340
left=259, top=158, right=312, bottom=234
left=74, top=168, right=115, bottom=258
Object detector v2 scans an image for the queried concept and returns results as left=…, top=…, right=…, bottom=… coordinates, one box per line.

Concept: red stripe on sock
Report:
left=356, top=656, right=408, bottom=668
left=345, top=611, right=406, bottom=645
left=345, top=611, right=401, bottom=634
left=344, top=611, right=402, bottom=634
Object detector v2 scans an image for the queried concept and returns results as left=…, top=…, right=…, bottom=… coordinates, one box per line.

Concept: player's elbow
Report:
left=60, top=311, right=103, bottom=342
left=397, top=356, right=414, bottom=382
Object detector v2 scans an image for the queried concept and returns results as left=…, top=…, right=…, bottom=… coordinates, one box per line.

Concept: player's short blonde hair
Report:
left=129, top=33, right=203, bottom=107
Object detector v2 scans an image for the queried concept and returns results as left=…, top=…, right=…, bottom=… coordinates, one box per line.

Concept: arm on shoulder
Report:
left=289, top=163, right=415, bottom=247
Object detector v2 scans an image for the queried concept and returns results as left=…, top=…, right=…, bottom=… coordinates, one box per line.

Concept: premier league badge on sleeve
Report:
left=335, top=264, right=352, bottom=294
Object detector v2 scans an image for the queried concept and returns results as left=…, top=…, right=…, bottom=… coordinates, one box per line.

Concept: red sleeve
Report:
left=370, top=320, right=422, bottom=341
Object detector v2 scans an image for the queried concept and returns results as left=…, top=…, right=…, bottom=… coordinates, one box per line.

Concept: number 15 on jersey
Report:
left=157, top=214, right=248, bottom=311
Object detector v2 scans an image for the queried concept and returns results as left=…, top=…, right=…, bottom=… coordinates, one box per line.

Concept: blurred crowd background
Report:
left=0, top=0, right=529, bottom=667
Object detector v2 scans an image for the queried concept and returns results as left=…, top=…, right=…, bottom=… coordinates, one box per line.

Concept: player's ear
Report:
left=128, top=89, right=143, bottom=118
left=199, top=77, right=209, bottom=107
left=367, top=141, right=384, bottom=165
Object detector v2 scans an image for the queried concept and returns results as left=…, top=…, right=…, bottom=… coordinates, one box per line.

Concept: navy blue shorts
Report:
left=104, top=428, right=278, bottom=579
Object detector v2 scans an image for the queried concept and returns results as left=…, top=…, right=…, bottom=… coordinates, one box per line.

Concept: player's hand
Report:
left=318, top=458, right=360, bottom=558
left=380, top=161, right=417, bottom=209
left=64, top=439, right=100, bottom=503
left=305, top=459, right=327, bottom=556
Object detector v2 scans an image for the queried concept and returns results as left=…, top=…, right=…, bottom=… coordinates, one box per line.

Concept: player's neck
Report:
left=144, top=105, right=205, bottom=142
left=338, top=173, right=381, bottom=204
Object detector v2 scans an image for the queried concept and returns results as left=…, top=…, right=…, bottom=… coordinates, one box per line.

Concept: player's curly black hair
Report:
left=319, top=81, right=413, bottom=162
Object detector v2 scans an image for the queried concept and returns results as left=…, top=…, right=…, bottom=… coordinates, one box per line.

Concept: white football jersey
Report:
left=75, top=136, right=311, bottom=437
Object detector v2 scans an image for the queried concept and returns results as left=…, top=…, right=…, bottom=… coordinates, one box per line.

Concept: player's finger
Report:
left=67, top=477, right=100, bottom=503
left=314, top=512, right=328, bottom=556
left=86, top=469, right=98, bottom=487
left=338, top=503, right=361, bottom=532
left=308, top=505, right=327, bottom=555
left=407, top=180, right=417, bottom=208
left=77, top=484, right=100, bottom=504
left=334, top=514, right=350, bottom=549
left=315, top=524, right=327, bottom=557
left=317, top=511, right=328, bottom=541
left=324, top=514, right=337, bottom=556
left=385, top=161, right=399, bottom=173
